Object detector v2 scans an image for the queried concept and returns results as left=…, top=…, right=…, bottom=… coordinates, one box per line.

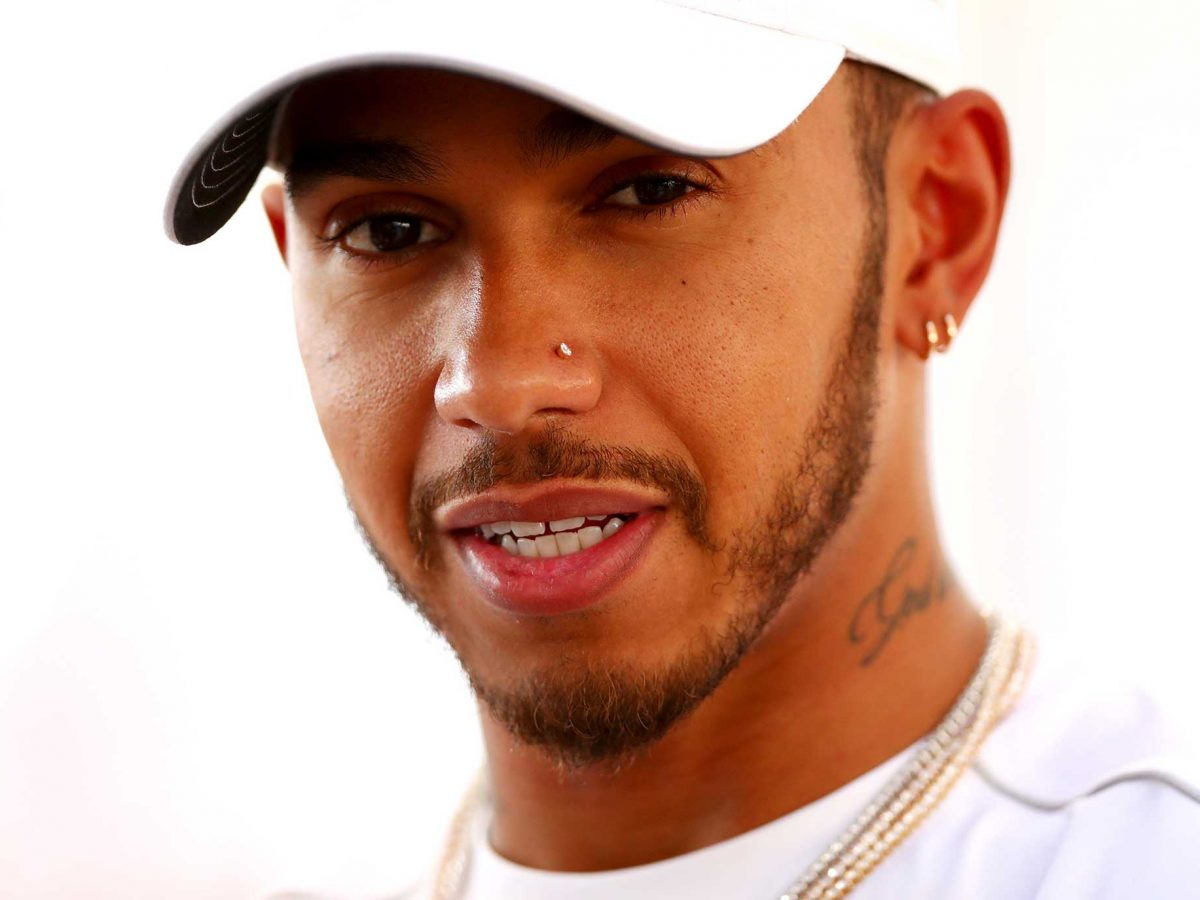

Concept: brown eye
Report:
left=605, top=175, right=696, bottom=207
left=341, top=214, right=446, bottom=254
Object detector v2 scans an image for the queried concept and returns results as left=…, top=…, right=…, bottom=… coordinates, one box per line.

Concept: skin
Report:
left=260, top=64, right=1010, bottom=871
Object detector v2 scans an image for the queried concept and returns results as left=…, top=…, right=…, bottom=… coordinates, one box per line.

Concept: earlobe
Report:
left=892, top=90, right=1011, bottom=360
left=261, top=182, right=289, bottom=267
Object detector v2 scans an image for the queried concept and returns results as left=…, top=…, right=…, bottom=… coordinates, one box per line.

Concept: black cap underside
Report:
left=170, top=97, right=281, bottom=245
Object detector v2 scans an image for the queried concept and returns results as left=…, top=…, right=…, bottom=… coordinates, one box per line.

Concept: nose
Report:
left=434, top=274, right=603, bottom=436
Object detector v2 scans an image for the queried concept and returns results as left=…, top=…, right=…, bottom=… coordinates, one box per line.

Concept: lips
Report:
left=438, top=483, right=667, bottom=616
left=438, top=484, right=665, bottom=532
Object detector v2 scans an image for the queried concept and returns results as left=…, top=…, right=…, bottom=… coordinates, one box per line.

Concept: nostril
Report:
left=433, top=338, right=603, bottom=434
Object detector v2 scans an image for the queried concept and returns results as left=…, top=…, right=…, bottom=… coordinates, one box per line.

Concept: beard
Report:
left=354, top=209, right=884, bottom=772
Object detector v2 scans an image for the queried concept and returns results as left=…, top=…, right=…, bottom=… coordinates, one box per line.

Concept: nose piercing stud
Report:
left=556, top=341, right=573, bottom=359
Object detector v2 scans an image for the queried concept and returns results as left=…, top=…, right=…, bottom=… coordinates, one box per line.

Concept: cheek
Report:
left=291, top=269, right=438, bottom=549
left=610, top=209, right=862, bottom=538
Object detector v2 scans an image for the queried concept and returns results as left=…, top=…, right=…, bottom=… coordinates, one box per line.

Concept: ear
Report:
left=889, top=90, right=1011, bottom=359
left=261, top=182, right=289, bottom=266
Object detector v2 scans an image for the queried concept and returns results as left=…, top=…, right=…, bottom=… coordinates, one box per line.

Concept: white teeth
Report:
left=577, top=526, right=603, bottom=549
left=554, top=531, right=581, bottom=555
left=510, top=521, right=546, bottom=537
left=486, top=515, right=631, bottom=558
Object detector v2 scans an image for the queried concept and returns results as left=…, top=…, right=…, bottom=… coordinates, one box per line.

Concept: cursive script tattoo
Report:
left=848, top=538, right=952, bottom=667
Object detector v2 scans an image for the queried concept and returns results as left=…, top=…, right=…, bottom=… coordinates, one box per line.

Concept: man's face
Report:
left=275, top=66, right=884, bottom=766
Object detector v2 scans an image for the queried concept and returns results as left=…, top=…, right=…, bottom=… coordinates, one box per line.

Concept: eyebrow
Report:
left=285, top=140, right=447, bottom=200
left=517, top=109, right=621, bottom=171
left=283, top=108, right=624, bottom=199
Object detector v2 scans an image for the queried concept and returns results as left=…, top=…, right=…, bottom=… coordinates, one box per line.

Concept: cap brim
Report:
left=164, top=0, right=845, bottom=245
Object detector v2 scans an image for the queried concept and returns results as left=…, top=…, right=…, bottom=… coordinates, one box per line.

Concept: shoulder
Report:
left=976, top=629, right=1199, bottom=804
left=971, top=630, right=1200, bottom=897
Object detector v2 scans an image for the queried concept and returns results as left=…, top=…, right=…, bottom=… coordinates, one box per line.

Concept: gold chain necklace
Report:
left=430, top=614, right=1032, bottom=900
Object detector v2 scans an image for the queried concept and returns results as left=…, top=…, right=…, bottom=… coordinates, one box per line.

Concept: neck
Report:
left=478, top=416, right=986, bottom=872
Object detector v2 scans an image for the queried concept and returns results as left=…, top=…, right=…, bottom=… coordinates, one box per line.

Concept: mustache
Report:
left=409, top=421, right=714, bottom=565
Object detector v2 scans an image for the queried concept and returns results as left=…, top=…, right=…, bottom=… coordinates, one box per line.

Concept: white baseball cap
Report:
left=163, top=0, right=960, bottom=245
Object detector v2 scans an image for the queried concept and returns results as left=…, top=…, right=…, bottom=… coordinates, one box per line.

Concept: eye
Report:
left=338, top=213, right=448, bottom=254
left=602, top=174, right=697, bottom=208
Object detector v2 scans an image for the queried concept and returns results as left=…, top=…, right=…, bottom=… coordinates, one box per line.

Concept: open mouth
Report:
left=473, top=513, right=637, bottom=559
left=438, top=484, right=666, bottom=615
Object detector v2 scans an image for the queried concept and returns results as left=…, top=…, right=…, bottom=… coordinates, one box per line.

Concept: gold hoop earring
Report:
left=925, top=320, right=941, bottom=357
left=940, top=313, right=959, bottom=352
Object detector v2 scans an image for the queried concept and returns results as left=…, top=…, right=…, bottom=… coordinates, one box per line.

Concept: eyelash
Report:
left=317, top=215, right=441, bottom=273
left=321, top=167, right=717, bottom=269
left=588, top=168, right=718, bottom=221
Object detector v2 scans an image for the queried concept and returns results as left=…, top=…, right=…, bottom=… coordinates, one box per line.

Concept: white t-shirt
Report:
left=405, top=638, right=1200, bottom=897
left=378, top=636, right=1200, bottom=899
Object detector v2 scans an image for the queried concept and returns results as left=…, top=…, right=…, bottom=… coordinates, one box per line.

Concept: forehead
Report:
left=274, top=64, right=857, bottom=173
left=275, top=67, right=620, bottom=168
left=270, top=65, right=863, bottom=225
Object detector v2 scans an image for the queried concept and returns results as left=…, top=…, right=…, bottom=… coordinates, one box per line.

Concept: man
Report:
left=164, top=1, right=1199, bottom=897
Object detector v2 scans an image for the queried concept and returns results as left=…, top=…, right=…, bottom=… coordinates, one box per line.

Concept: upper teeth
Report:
left=509, top=521, right=544, bottom=537
left=479, top=515, right=628, bottom=558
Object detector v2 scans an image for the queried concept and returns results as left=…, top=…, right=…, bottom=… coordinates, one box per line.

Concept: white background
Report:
left=2, top=2, right=1198, bottom=898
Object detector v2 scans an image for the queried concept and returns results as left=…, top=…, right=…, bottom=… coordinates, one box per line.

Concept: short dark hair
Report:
left=845, top=61, right=936, bottom=212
